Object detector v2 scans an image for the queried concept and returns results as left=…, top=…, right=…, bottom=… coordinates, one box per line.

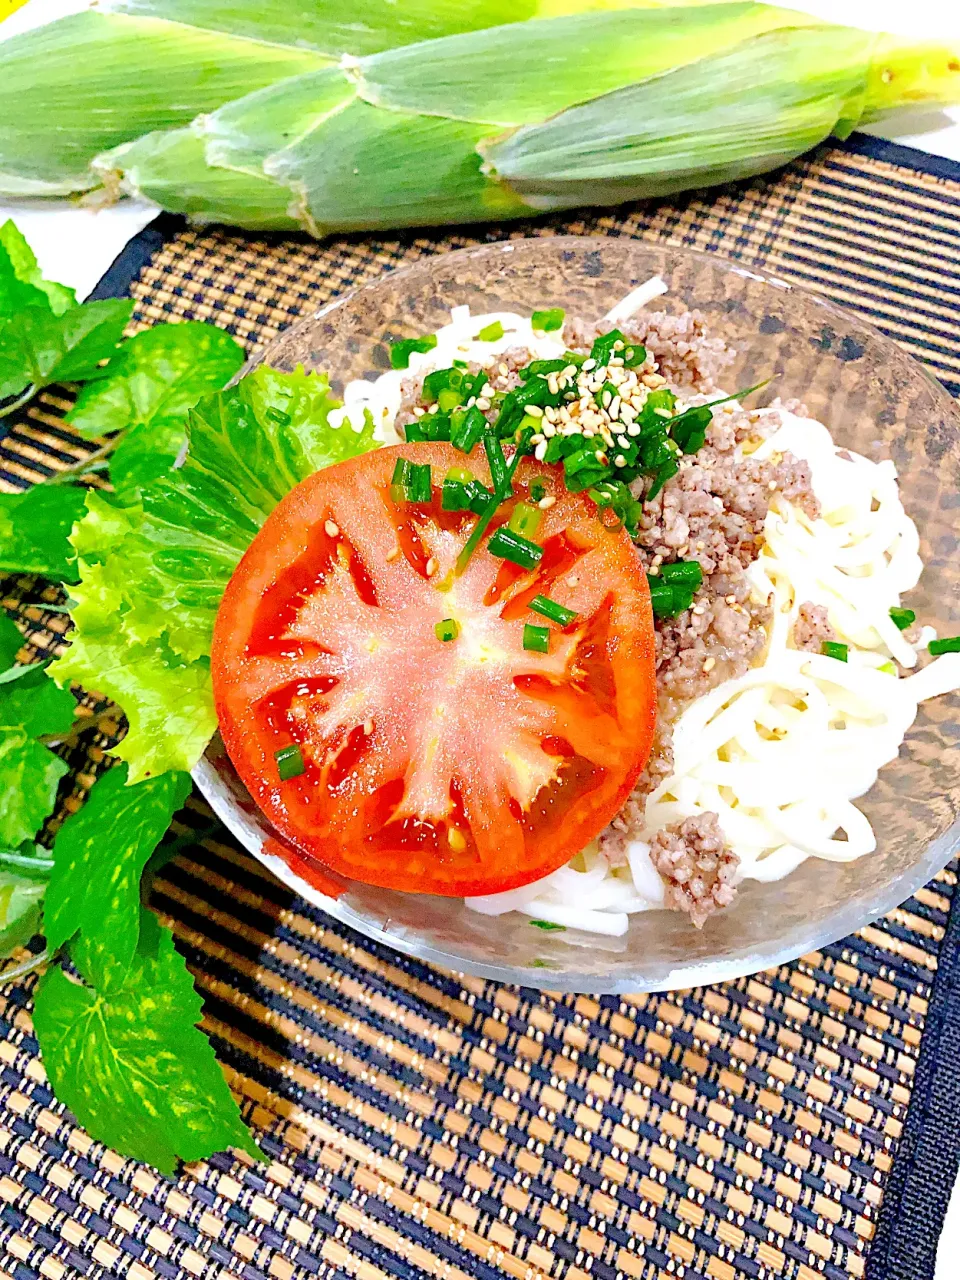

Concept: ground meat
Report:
left=564, top=310, right=735, bottom=391
left=793, top=602, right=836, bottom=652
left=649, top=813, right=739, bottom=928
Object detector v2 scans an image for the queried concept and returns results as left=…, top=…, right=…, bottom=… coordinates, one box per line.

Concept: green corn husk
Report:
left=2, top=1, right=959, bottom=233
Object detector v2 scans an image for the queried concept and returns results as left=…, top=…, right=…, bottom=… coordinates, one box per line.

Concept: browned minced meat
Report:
left=565, top=310, right=734, bottom=391
left=649, top=813, right=739, bottom=928
left=793, top=602, right=837, bottom=653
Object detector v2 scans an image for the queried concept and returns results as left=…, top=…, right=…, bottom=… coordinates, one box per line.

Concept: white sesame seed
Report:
left=626, top=424, right=641, bottom=437
left=499, top=363, right=509, bottom=376
left=614, top=454, right=626, bottom=467
left=428, top=403, right=439, bottom=414
left=524, top=404, right=543, bottom=417
left=692, top=605, right=706, bottom=616
left=702, top=656, right=716, bottom=673
left=386, top=546, right=399, bottom=562
left=768, top=479, right=778, bottom=490
left=538, top=494, right=556, bottom=510
left=595, top=450, right=608, bottom=465
left=567, top=575, right=580, bottom=588
left=425, top=557, right=437, bottom=577
left=325, top=520, right=340, bottom=537
left=476, top=397, right=491, bottom=412
left=530, top=433, right=544, bottom=445
left=582, top=358, right=596, bottom=371
left=542, top=422, right=556, bottom=438
left=413, top=406, right=425, bottom=417
left=601, top=389, right=612, bottom=409
left=363, top=718, right=374, bottom=735
left=648, top=565, right=659, bottom=576
left=696, top=540, right=705, bottom=551
left=609, top=396, right=621, bottom=419
left=534, top=440, right=548, bottom=461
left=725, top=594, right=737, bottom=605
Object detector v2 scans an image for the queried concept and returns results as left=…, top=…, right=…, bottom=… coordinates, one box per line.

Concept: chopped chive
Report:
left=523, top=624, right=551, bottom=654
left=442, top=481, right=472, bottom=512
left=450, top=404, right=486, bottom=454
left=929, top=636, right=960, bottom=656
left=455, top=494, right=500, bottom=576
left=488, top=527, right=543, bottom=570
left=821, top=640, right=849, bottom=662
left=507, top=501, right=543, bottom=540
left=529, top=918, right=566, bottom=931
left=648, top=579, right=695, bottom=618
left=590, top=329, right=624, bottom=367
left=390, top=333, right=438, bottom=369
left=477, top=321, right=505, bottom=342
left=274, top=744, right=305, bottom=781
left=660, top=559, right=703, bottom=588
left=404, top=461, right=432, bottom=503
left=594, top=380, right=620, bottom=410
left=531, top=308, right=565, bottom=332
left=622, top=342, right=647, bottom=368
left=484, top=432, right=512, bottom=499
left=435, top=618, right=459, bottom=643
left=889, top=606, right=916, bottom=631
left=529, top=595, right=577, bottom=626
left=390, top=457, right=410, bottom=503
left=529, top=479, right=547, bottom=503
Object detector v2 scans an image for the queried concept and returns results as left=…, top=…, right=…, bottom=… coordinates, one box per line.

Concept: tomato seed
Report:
left=325, top=520, right=340, bottom=537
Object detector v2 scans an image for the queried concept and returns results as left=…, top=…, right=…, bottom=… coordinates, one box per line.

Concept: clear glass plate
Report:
left=194, top=236, right=960, bottom=993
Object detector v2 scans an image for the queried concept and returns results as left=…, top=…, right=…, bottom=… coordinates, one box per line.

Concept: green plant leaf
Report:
left=52, top=365, right=376, bottom=777
left=0, top=613, right=23, bottom=672
left=0, top=220, right=75, bottom=315
left=0, top=871, right=46, bottom=959
left=67, top=321, right=246, bottom=494
left=0, top=666, right=75, bottom=849
left=44, top=764, right=191, bottom=990
left=33, top=908, right=261, bottom=1173
left=0, top=294, right=133, bottom=402
left=0, top=485, right=88, bottom=582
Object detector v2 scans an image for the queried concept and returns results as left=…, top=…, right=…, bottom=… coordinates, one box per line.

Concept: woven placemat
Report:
left=1, top=134, right=959, bottom=1280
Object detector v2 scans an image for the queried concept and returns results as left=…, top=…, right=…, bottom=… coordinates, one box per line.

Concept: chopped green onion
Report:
left=890, top=607, right=916, bottom=631
left=821, top=640, right=849, bottom=662
left=622, top=343, right=647, bottom=368
left=670, top=405, right=713, bottom=454
left=421, top=411, right=452, bottom=442
left=529, top=479, right=547, bottom=503
left=477, top=321, right=504, bottom=342
left=594, top=381, right=620, bottom=410
left=660, top=559, right=703, bottom=588
left=523, top=358, right=568, bottom=378
left=390, top=333, right=437, bottom=369
left=484, top=432, right=512, bottom=499
left=645, top=457, right=679, bottom=501
left=274, top=744, right=305, bottom=781
left=517, top=413, right=542, bottom=435
left=435, top=618, right=459, bottom=643
left=929, top=636, right=960, bottom=656
left=878, top=661, right=897, bottom=675
left=529, top=595, right=577, bottom=626
left=590, top=329, right=624, bottom=367
left=390, top=457, right=410, bottom=503
left=442, top=481, right=472, bottom=512
left=507, top=501, right=543, bottom=540
left=423, top=366, right=467, bottom=403
left=531, top=308, right=565, bottom=333
left=523, top=623, right=550, bottom=654
left=450, top=404, right=486, bottom=454
left=648, top=579, right=696, bottom=618
left=488, top=527, right=543, bottom=570
left=402, top=420, right=428, bottom=443
left=405, top=461, right=432, bottom=503
left=438, top=388, right=462, bottom=412
left=445, top=465, right=474, bottom=485
left=529, top=918, right=566, bottom=931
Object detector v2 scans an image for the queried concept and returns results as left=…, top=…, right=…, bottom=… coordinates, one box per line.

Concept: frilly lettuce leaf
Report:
left=51, top=363, right=377, bottom=780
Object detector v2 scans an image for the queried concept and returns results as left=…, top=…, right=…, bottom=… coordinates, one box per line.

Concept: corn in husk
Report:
left=0, top=0, right=958, bottom=233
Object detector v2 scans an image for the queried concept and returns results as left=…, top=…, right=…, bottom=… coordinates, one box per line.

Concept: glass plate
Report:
left=193, top=236, right=960, bottom=993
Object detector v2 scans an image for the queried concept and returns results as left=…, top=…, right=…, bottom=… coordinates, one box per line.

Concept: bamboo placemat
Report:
left=1, top=134, right=959, bottom=1280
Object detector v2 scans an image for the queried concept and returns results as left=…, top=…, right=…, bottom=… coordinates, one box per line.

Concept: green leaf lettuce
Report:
left=52, top=364, right=377, bottom=779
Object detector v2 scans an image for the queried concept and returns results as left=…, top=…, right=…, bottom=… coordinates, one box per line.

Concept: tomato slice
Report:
left=211, top=442, right=656, bottom=898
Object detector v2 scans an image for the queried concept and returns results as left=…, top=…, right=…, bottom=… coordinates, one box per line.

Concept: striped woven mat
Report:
left=1, top=134, right=959, bottom=1280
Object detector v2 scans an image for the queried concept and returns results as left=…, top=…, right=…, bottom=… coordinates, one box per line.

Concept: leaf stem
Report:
left=41, top=437, right=119, bottom=486
left=0, top=384, right=38, bottom=421
left=0, top=949, right=50, bottom=985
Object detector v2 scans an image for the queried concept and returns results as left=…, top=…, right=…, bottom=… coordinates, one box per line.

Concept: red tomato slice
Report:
left=212, top=442, right=656, bottom=898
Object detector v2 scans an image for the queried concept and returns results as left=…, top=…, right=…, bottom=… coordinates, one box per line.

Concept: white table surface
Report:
left=2, top=0, right=959, bottom=1269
